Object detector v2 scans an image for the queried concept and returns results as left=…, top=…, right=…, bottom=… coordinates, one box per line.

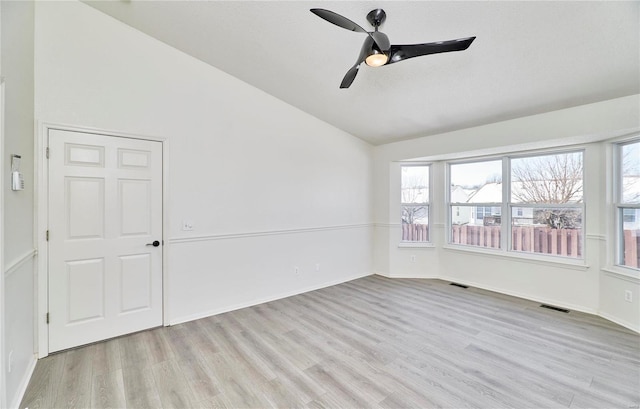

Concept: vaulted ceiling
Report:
left=84, top=1, right=639, bottom=145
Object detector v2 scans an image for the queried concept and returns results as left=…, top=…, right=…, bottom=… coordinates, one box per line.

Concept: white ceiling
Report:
left=83, top=1, right=639, bottom=145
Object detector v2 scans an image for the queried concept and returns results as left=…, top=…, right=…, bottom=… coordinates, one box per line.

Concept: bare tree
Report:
left=512, top=153, right=583, bottom=229
left=401, top=171, right=428, bottom=225
left=533, top=209, right=581, bottom=229
left=622, top=143, right=640, bottom=203
left=511, top=153, right=583, bottom=204
left=402, top=206, right=427, bottom=225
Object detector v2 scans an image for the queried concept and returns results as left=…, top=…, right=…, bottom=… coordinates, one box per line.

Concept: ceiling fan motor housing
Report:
left=366, top=9, right=386, bottom=28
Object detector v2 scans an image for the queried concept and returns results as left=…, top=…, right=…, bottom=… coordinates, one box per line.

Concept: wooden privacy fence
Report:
left=451, top=225, right=502, bottom=249
left=404, top=223, right=640, bottom=266
left=452, top=225, right=584, bottom=258
left=511, top=226, right=581, bottom=258
left=624, top=229, right=640, bottom=268
left=402, top=223, right=429, bottom=241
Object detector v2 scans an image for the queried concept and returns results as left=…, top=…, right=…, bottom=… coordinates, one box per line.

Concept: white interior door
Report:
left=48, top=129, right=163, bottom=352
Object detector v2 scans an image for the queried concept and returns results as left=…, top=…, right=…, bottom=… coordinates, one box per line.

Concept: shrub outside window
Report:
left=401, top=165, right=429, bottom=242
left=617, top=140, right=640, bottom=269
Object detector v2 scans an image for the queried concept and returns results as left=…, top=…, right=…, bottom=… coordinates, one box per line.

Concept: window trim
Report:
left=400, top=163, right=432, bottom=244
left=614, top=138, right=640, bottom=271
left=446, top=149, right=586, bottom=261
left=447, top=156, right=504, bottom=248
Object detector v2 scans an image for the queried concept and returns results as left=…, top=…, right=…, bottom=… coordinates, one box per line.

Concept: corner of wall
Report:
left=2, top=0, right=37, bottom=406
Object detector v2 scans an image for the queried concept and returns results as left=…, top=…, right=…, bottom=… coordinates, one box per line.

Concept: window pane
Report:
left=402, top=205, right=429, bottom=242
left=511, top=207, right=583, bottom=258
left=450, top=160, right=502, bottom=202
left=401, top=166, right=429, bottom=204
left=621, top=142, right=640, bottom=204
left=451, top=205, right=501, bottom=249
left=620, top=207, right=640, bottom=268
left=511, top=152, right=583, bottom=204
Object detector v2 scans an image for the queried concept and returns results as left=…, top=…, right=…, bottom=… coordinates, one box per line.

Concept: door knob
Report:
left=146, top=240, right=160, bottom=247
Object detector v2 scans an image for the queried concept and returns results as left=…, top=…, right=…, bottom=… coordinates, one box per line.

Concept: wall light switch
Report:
left=182, top=220, right=194, bottom=231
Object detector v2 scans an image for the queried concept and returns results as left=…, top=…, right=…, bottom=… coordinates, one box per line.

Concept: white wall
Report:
left=34, top=0, right=373, bottom=330
left=1, top=1, right=37, bottom=407
left=374, top=95, right=640, bottom=331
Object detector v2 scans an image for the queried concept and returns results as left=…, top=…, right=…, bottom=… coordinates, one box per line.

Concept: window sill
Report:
left=442, top=244, right=590, bottom=271
left=398, top=242, right=435, bottom=249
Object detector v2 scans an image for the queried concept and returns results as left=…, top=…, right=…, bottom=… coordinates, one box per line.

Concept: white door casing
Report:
left=48, top=129, right=163, bottom=352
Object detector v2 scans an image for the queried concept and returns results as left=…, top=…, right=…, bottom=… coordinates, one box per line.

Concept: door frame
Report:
left=35, top=122, right=170, bottom=358
left=1, top=79, right=7, bottom=408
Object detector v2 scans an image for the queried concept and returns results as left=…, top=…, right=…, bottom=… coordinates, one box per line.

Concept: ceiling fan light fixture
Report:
left=365, top=50, right=388, bottom=67
left=310, top=8, right=475, bottom=88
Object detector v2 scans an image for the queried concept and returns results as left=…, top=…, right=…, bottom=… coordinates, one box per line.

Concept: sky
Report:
left=450, top=159, right=501, bottom=188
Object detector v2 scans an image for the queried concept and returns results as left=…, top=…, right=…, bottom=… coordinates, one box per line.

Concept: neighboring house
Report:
left=450, top=185, right=473, bottom=225
left=452, top=182, right=558, bottom=226
left=465, top=182, right=505, bottom=226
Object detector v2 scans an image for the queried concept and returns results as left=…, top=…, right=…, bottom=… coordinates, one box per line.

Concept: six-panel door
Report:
left=48, top=129, right=163, bottom=352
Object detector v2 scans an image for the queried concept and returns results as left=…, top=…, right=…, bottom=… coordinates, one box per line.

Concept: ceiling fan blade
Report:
left=310, top=9, right=368, bottom=33
left=310, top=9, right=389, bottom=52
left=386, top=36, right=476, bottom=65
left=371, top=31, right=391, bottom=52
left=340, top=65, right=360, bottom=89
left=339, top=41, right=369, bottom=89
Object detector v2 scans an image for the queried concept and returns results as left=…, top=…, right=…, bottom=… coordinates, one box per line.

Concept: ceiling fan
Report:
left=310, top=8, right=476, bottom=88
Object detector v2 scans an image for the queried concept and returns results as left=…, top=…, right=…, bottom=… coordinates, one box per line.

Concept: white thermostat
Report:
left=11, top=154, right=24, bottom=191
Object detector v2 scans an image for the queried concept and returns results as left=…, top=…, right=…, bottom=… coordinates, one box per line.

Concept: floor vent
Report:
left=540, top=304, right=569, bottom=313
left=450, top=282, right=469, bottom=289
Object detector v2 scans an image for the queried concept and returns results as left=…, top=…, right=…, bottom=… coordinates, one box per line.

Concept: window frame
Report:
left=614, top=138, right=640, bottom=271
left=400, top=163, right=432, bottom=244
left=447, top=157, right=505, bottom=251
left=446, top=148, right=586, bottom=261
left=508, top=149, right=584, bottom=260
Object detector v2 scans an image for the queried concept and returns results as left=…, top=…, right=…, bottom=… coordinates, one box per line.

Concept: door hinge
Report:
left=46, top=147, right=50, bottom=159
left=46, top=313, right=50, bottom=324
left=46, top=230, right=49, bottom=241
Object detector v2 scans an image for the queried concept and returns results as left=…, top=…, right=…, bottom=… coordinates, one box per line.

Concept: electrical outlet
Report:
left=8, top=350, right=13, bottom=373
left=410, top=255, right=416, bottom=262
left=294, top=266, right=299, bottom=274
left=182, top=220, right=194, bottom=231
left=625, top=290, right=633, bottom=303
left=315, top=263, right=320, bottom=272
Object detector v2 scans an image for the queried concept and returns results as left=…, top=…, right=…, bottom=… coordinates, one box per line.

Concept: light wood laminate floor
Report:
left=21, top=276, right=640, bottom=408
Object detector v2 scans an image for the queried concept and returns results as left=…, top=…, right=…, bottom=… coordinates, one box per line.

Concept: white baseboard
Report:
left=379, top=272, right=639, bottom=334
left=169, top=271, right=373, bottom=326
left=374, top=271, right=439, bottom=279
left=9, top=353, right=37, bottom=409
left=436, top=274, right=598, bottom=315
left=377, top=271, right=598, bottom=315
left=598, top=312, right=640, bottom=334
left=374, top=271, right=392, bottom=278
